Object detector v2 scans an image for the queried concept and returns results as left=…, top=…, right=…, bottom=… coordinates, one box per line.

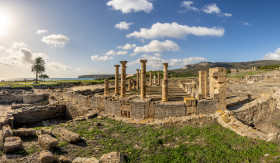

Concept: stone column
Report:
left=104, top=78, right=109, bottom=97
left=120, top=61, right=127, bottom=98
left=132, top=80, right=136, bottom=89
left=163, top=63, right=168, bottom=80
left=209, top=67, right=226, bottom=110
left=140, top=60, right=147, bottom=99
left=162, top=79, right=168, bottom=102
left=157, top=70, right=160, bottom=86
left=114, top=65, right=120, bottom=95
left=136, top=69, right=140, bottom=89
left=150, top=71, right=152, bottom=86
left=127, top=79, right=131, bottom=91
left=198, top=71, right=208, bottom=99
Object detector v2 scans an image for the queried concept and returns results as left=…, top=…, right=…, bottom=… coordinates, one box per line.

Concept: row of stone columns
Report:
left=107, top=60, right=169, bottom=102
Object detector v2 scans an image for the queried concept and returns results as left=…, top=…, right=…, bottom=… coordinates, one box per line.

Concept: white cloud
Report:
left=91, top=55, right=113, bottom=61
left=42, top=34, right=69, bottom=47
left=127, top=54, right=206, bottom=69
left=36, top=29, right=48, bottom=35
left=107, top=0, right=153, bottom=13
left=134, top=40, right=179, bottom=54
left=154, top=53, right=161, bottom=57
left=47, top=62, right=71, bottom=70
left=263, top=48, right=280, bottom=60
left=202, top=4, right=220, bottom=14
left=202, top=3, right=232, bottom=17
left=105, top=50, right=127, bottom=56
left=127, top=22, right=225, bottom=39
left=115, top=21, right=133, bottom=30
left=12, top=42, right=27, bottom=50
left=117, top=43, right=136, bottom=50
left=242, top=22, right=251, bottom=26
left=180, top=1, right=198, bottom=12
left=20, top=48, right=33, bottom=64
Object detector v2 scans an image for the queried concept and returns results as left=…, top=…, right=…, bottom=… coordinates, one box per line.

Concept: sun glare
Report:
left=0, top=11, right=11, bottom=37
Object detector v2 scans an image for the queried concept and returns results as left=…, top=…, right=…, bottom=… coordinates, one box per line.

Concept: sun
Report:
left=0, top=11, right=11, bottom=37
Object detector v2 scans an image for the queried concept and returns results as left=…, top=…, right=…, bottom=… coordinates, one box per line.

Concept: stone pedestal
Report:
left=114, top=65, right=120, bottom=95
left=120, top=61, right=127, bottom=98
left=140, top=60, right=147, bottom=99
left=163, top=63, right=168, bottom=80
left=162, top=79, right=168, bottom=102
left=136, top=69, right=140, bottom=89
left=104, top=78, right=109, bottom=97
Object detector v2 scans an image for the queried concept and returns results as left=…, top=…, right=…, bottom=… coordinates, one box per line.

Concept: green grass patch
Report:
left=63, top=118, right=280, bottom=162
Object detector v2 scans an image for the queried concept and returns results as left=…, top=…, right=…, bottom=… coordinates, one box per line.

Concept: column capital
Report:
left=136, top=69, right=140, bottom=71
left=120, top=61, right=127, bottom=65
left=114, top=64, right=120, bottom=68
left=140, top=59, right=147, bottom=63
left=163, top=63, right=168, bottom=66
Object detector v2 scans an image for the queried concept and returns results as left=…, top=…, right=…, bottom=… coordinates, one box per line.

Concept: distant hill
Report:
left=169, top=60, right=280, bottom=77
left=78, top=74, right=114, bottom=79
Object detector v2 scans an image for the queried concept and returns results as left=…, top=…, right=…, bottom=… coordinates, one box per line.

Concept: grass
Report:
left=61, top=118, right=280, bottom=162
left=227, top=70, right=269, bottom=78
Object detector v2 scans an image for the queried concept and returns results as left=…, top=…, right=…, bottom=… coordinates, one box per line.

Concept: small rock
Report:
left=37, top=129, right=52, bottom=135
left=40, top=150, right=55, bottom=163
left=59, top=155, right=70, bottom=163
left=38, top=134, right=58, bottom=150
left=85, top=112, right=98, bottom=119
left=2, top=125, right=13, bottom=138
left=13, top=128, right=36, bottom=137
left=264, top=154, right=270, bottom=157
left=99, top=152, right=124, bottom=163
left=72, top=157, right=99, bottom=163
left=4, top=136, right=23, bottom=153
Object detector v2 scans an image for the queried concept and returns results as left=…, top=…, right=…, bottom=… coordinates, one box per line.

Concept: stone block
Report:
left=38, top=134, right=58, bottom=150
left=40, top=150, right=55, bottom=163
left=99, top=152, right=124, bottom=163
left=13, top=128, right=36, bottom=137
left=52, top=128, right=80, bottom=143
left=72, top=157, right=99, bottom=163
left=184, top=97, right=196, bottom=107
left=2, top=125, right=13, bottom=138
left=4, top=136, right=23, bottom=153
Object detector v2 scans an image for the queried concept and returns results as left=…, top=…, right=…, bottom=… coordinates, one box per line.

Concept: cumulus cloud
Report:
left=91, top=55, right=113, bottom=61
left=263, top=48, right=280, bottom=60
left=202, top=4, right=232, bottom=17
left=105, top=50, right=128, bottom=56
left=242, top=22, right=251, bottom=26
left=107, top=0, right=153, bottom=13
left=117, top=43, right=136, bottom=50
left=127, top=22, right=225, bottom=40
left=115, top=21, right=133, bottom=30
left=12, top=42, right=27, bottom=50
left=36, top=29, right=48, bottom=35
left=134, top=40, right=179, bottom=54
left=127, top=54, right=206, bottom=69
left=20, top=48, right=33, bottom=63
left=42, top=34, right=69, bottom=47
left=180, top=1, right=198, bottom=12
left=47, top=62, right=71, bottom=70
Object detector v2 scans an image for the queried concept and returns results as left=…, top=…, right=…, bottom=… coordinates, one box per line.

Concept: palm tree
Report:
left=31, top=57, right=45, bottom=84
left=39, top=74, right=49, bottom=82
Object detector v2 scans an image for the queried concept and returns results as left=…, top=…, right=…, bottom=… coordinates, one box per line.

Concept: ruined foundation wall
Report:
left=23, top=94, right=47, bottom=104
left=0, top=94, right=23, bottom=104
left=234, top=94, right=279, bottom=125
left=12, top=105, right=66, bottom=125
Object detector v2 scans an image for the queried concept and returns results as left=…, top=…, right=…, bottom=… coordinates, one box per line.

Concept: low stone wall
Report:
left=12, top=105, right=66, bottom=125
left=0, top=94, right=23, bottom=104
left=233, top=93, right=280, bottom=125
left=23, top=94, right=47, bottom=104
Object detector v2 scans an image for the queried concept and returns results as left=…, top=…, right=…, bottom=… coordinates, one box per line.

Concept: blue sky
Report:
left=0, top=0, right=280, bottom=78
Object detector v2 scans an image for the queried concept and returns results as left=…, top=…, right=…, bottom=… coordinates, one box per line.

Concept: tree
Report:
left=31, top=57, right=45, bottom=83
left=39, top=74, right=49, bottom=82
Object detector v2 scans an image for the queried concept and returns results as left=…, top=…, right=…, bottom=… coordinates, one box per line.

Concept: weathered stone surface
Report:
left=52, top=128, right=80, bottom=143
left=2, top=125, right=13, bottom=138
left=0, top=130, right=3, bottom=150
left=40, top=150, right=55, bottom=163
left=4, top=136, right=23, bottom=153
left=59, top=155, right=70, bottom=163
left=38, top=134, right=58, bottom=150
left=36, top=128, right=52, bottom=135
left=13, top=128, right=36, bottom=137
left=72, top=157, right=99, bottom=163
left=99, top=152, right=124, bottom=163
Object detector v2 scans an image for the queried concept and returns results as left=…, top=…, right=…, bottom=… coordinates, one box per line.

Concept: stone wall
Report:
left=23, top=94, right=47, bottom=104
left=233, top=93, right=279, bottom=125
left=12, top=105, right=66, bottom=125
left=0, top=94, right=23, bottom=104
